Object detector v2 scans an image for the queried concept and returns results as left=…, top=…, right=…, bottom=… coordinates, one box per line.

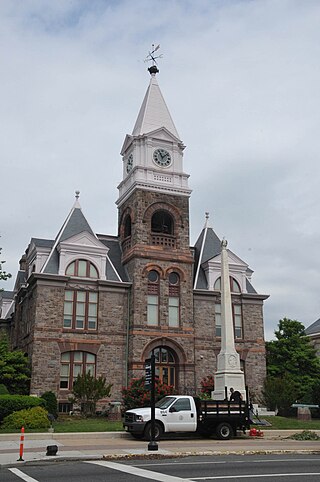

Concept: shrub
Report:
left=200, top=375, right=215, bottom=396
left=2, top=406, right=50, bottom=430
left=70, top=372, right=112, bottom=417
left=41, top=391, right=58, bottom=419
left=0, top=395, right=46, bottom=421
left=122, top=377, right=174, bottom=411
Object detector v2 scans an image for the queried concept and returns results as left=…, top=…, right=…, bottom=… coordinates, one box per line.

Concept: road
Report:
left=2, top=454, right=320, bottom=481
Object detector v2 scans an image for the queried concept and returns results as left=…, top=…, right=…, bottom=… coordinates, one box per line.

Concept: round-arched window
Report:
left=214, top=276, right=241, bottom=293
left=66, top=260, right=98, bottom=278
left=151, top=346, right=177, bottom=388
left=151, top=211, right=174, bottom=235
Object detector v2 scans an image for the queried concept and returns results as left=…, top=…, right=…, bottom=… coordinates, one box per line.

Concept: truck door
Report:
left=166, top=397, right=197, bottom=432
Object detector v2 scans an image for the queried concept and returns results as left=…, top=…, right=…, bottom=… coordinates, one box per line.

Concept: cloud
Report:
left=1, top=0, right=320, bottom=340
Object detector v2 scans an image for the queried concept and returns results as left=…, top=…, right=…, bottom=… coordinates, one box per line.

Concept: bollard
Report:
left=18, top=426, right=24, bottom=461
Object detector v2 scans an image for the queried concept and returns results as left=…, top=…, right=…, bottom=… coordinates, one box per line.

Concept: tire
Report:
left=143, top=422, right=163, bottom=441
left=216, top=422, right=233, bottom=440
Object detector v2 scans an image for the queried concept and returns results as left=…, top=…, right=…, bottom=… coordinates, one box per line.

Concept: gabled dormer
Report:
left=117, top=66, right=191, bottom=207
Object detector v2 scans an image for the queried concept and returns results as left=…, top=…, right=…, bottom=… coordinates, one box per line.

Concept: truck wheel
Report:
left=216, top=422, right=233, bottom=440
left=143, top=422, right=163, bottom=441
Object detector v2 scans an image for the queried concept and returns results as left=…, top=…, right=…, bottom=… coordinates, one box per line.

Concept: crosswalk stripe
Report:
left=86, top=460, right=193, bottom=481
left=8, top=468, right=39, bottom=482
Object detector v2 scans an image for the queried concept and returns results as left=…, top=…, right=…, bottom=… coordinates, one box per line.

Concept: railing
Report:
left=122, top=236, right=131, bottom=252
left=151, top=234, right=176, bottom=248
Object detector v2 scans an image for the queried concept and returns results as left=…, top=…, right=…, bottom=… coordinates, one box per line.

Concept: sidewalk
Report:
left=1, top=430, right=320, bottom=467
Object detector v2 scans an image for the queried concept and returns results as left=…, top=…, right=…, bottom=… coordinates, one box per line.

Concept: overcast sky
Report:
left=1, top=0, right=320, bottom=340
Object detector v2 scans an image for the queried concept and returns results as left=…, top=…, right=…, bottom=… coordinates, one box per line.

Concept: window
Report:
left=215, top=302, right=243, bottom=339
left=60, top=351, right=96, bottom=389
left=215, top=303, right=221, bottom=337
left=152, top=347, right=177, bottom=388
left=147, top=270, right=159, bottom=325
left=64, top=290, right=98, bottom=330
left=151, top=211, right=173, bottom=234
left=168, top=272, right=180, bottom=327
left=233, top=304, right=243, bottom=339
left=171, top=398, right=191, bottom=412
left=124, top=215, right=132, bottom=237
left=66, top=259, right=98, bottom=278
left=214, top=277, right=241, bottom=293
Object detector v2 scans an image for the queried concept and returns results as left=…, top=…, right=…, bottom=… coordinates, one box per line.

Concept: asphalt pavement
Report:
left=1, top=430, right=320, bottom=468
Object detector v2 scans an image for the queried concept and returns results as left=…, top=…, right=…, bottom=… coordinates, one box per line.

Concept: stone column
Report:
left=212, top=239, right=246, bottom=401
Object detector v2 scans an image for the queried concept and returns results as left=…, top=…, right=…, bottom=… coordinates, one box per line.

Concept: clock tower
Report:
left=117, top=65, right=195, bottom=392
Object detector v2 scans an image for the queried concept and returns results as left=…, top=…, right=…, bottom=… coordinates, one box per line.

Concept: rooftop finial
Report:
left=75, top=190, right=80, bottom=200
left=144, top=44, right=162, bottom=75
left=204, top=211, right=210, bottom=228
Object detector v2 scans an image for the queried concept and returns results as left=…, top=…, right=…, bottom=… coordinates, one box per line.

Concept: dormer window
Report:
left=66, top=259, right=98, bottom=279
left=214, top=276, right=241, bottom=293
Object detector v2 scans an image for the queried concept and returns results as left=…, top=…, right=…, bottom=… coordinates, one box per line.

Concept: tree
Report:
left=122, top=377, right=174, bottom=411
left=0, top=331, right=30, bottom=394
left=71, top=371, right=112, bottom=416
left=0, top=247, right=11, bottom=283
left=265, top=318, right=320, bottom=406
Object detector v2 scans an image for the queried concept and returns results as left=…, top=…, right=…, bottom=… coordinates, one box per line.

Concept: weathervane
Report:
left=144, top=44, right=163, bottom=74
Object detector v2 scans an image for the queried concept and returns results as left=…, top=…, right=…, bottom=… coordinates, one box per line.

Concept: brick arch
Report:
left=142, top=202, right=185, bottom=228
left=164, top=266, right=187, bottom=283
left=142, top=263, right=165, bottom=279
left=119, top=207, right=134, bottom=239
left=141, top=337, right=187, bottom=365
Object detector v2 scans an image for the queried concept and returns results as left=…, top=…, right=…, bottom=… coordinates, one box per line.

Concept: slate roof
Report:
left=30, top=238, right=54, bottom=248
left=305, top=318, right=320, bottom=335
left=0, top=291, right=14, bottom=300
left=98, top=236, right=129, bottom=282
left=193, top=226, right=221, bottom=290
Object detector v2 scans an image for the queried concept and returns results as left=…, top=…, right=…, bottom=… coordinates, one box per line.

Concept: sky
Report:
left=1, top=0, right=320, bottom=340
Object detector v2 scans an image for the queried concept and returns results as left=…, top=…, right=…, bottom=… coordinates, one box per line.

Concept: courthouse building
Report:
left=1, top=66, right=268, bottom=410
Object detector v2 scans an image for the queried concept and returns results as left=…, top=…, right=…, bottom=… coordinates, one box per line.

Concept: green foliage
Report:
left=41, top=391, right=58, bottom=419
left=266, top=318, right=320, bottom=407
left=0, top=331, right=30, bottom=394
left=262, top=375, right=298, bottom=414
left=0, top=384, right=9, bottom=395
left=71, top=372, right=112, bottom=416
left=0, top=247, right=11, bottom=282
left=0, top=395, right=45, bottom=421
left=289, top=430, right=320, bottom=440
left=2, top=406, right=49, bottom=430
left=122, top=377, right=174, bottom=411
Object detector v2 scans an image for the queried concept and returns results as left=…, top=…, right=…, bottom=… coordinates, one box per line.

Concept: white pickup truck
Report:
left=123, top=395, right=250, bottom=441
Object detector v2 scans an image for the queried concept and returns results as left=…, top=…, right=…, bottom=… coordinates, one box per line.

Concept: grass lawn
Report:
left=0, top=415, right=123, bottom=434
left=256, top=416, right=320, bottom=430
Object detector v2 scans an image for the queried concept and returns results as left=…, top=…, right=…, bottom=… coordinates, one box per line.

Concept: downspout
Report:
left=125, top=289, right=131, bottom=388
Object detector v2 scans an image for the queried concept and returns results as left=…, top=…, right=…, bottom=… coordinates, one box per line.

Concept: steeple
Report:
left=117, top=63, right=191, bottom=207
left=132, top=68, right=180, bottom=139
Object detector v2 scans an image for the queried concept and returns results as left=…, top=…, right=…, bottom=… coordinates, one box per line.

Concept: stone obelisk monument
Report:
left=212, top=239, right=246, bottom=401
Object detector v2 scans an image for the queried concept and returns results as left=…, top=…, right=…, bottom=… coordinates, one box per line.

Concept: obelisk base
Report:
left=212, top=370, right=246, bottom=401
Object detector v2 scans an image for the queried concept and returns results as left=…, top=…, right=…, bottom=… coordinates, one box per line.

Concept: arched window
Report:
left=168, top=272, right=180, bottom=327
left=214, top=276, right=241, bottom=293
left=147, top=270, right=159, bottom=325
left=151, top=211, right=174, bottom=235
left=60, top=351, right=96, bottom=389
left=151, top=346, right=177, bottom=388
left=124, top=215, right=132, bottom=238
left=66, top=259, right=98, bottom=278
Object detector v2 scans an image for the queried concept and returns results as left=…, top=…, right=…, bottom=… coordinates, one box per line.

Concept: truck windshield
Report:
left=155, top=397, right=176, bottom=409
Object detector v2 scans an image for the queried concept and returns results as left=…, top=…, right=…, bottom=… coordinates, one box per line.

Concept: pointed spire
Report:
left=132, top=71, right=180, bottom=138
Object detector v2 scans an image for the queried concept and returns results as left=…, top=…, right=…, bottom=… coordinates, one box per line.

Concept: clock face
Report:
left=153, top=149, right=172, bottom=167
left=126, top=154, right=133, bottom=173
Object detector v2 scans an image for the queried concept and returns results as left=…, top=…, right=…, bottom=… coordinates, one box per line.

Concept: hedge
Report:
left=0, top=395, right=46, bottom=421
left=2, top=406, right=50, bottom=430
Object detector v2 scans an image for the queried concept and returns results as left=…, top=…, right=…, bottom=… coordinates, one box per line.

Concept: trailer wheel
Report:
left=143, top=422, right=163, bottom=441
left=216, top=422, right=233, bottom=440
